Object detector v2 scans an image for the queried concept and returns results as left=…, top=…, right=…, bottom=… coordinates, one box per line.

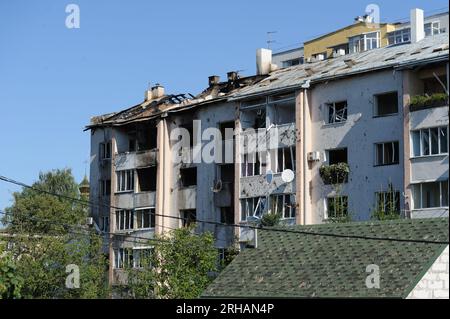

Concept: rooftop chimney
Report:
left=256, top=48, right=272, bottom=75
left=145, top=89, right=152, bottom=101
left=227, top=71, right=238, bottom=82
left=411, top=8, right=425, bottom=43
left=208, top=75, right=220, bottom=87
left=151, top=84, right=165, bottom=99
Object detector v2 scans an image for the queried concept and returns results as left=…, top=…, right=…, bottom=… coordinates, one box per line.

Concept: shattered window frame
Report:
left=327, top=101, right=348, bottom=124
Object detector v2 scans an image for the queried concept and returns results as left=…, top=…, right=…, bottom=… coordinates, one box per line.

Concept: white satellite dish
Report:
left=266, top=170, right=273, bottom=184
left=281, top=169, right=295, bottom=183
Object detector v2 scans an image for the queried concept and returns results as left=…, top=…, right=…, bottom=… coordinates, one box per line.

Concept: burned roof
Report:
left=86, top=75, right=265, bottom=130
left=87, top=33, right=448, bottom=129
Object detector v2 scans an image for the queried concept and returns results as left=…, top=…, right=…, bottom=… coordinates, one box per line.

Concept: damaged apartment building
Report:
left=87, top=8, right=449, bottom=285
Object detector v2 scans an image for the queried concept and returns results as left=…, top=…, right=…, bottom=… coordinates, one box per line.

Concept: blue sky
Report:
left=0, top=0, right=448, bottom=211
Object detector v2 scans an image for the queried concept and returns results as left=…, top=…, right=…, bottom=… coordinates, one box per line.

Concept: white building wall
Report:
left=407, top=245, right=449, bottom=299
left=308, top=70, right=404, bottom=223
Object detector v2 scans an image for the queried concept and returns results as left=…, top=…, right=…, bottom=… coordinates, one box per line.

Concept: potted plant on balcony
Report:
left=319, top=162, right=350, bottom=185
left=410, top=93, right=448, bottom=112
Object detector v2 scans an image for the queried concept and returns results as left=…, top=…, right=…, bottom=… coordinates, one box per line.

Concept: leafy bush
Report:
left=260, top=213, right=281, bottom=227
left=319, top=163, right=350, bottom=185
left=410, top=93, right=448, bottom=111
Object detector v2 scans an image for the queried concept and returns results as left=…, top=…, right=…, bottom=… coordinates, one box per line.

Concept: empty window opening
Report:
left=116, top=170, right=134, bottom=192
left=115, top=209, right=134, bottom=231
left=137, top=167, right=157, bottom=192
left=375, top=141, right=399, bottom=166
left=423, top=76, right=447, bottom=95
left=268, top=93, right=295, bottom=125
left=270, top=194, right=296, bottom=219
left=374, top=92, right=398, bottom=117
left=220, top=206, right=234, bottom=224
left=180, top=167, right=197, bottom=188
left=181, top=210, right=196, bottom=227
left=241, top=108, right=266, bottom=130
left=100, top=141, right=112, bottom=160
left=100, top=216, right=109, bottom=232
left=136, top=208, right=155, bottom=229
left=125, top=123, right=157, bottom=153
left=326, top=196, right=348, bottom=219
left=100, top=179, right=111, bottom=196
left=327, top=101, right=348, bottom=124
left=412, top=180, right=449, bottom=209
left=327, top=148, right=348, bottom=165
left=179, top=123, right=194, bottom=148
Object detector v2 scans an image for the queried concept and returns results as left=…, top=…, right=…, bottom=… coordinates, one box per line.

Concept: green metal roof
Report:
left=203, top=218, right=449, bottom=298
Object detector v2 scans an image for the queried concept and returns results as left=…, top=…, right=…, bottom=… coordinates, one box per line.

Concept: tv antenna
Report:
left=267, top=31, right=277, bottom=49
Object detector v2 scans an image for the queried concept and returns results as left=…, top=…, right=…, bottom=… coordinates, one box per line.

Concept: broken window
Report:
left=100, top=141, right=112, bottom=160
left=241, top=152, right=265, bottom=177
left=180, top=167, right=197, bottom=188
left=241, top=107, right=266, bottom=130
left=100, top=216, right=109, bottom=232
left=137, top=167, right=157, bottom=192
left=269, top=93, right=296, bottom=125
left=412, top=180, right=449, bottom=209
left=220, top=206, right=234, bottom=224
left=326, top=196, right=348, bottom=219
left=270, top=194, right=296, bottom=219
left=375, top=141, right=399, bottom=166
left=275, top=147, right=296, bottom=173
left=125, top=123, right=158, bottom=152
left=374, top=92, right=398, bottom=117
left=240, top=197, right=266, bottom=221
left=115, top=209, right=134, bottom=231
left=136, top=208, right=155, bottom=229
left=100, top=179, right=111, bottom=196
left=180, top=123, right=194, bottom=148
left=181, top=210, right=196, bottom=227
left=114, top=248, right=133, bottom=269
left=133, top=248, right=154, bottom=268
left=327, top=148, right=348, bottom=165
left=116, top=170, right=134, bottom=192
left=412, top=127, right=448, bottom=157
left=327, top=101, right=347, bottom=124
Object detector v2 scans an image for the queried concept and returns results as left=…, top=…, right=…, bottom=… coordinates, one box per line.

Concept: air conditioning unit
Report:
left=307, top=151, right=321, bottom=162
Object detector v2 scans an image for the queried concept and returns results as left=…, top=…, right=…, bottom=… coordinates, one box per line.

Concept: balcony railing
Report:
left=410, top=93, right=448, bottom=112
left=115, top=149, right=157, bottom=170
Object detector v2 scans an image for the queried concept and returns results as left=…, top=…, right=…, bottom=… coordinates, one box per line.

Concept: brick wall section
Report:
left=407, top=245, right=449, bottom=299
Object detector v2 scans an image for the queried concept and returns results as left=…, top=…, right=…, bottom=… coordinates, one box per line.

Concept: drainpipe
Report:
left=301, top=81, right=310, bottom=225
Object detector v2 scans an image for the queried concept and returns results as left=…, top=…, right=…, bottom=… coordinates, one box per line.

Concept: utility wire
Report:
left=0, top=174, right=448, bottom=245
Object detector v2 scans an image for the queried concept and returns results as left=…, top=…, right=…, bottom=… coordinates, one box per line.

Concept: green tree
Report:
left=123, top=225, right=218, bottom=299
left=0, top=242, right=24, bottom=299
left=1, top=169, right=109, bottom=299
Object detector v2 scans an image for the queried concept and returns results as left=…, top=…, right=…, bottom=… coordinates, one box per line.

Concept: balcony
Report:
left=178, top=186, right=197, bottom=210
left=410, top=93, right=448, bottom=112
left=114, top=191, right=156, bottom=209
left=115, top=149, right=157, bottom=171
left=240, top=174, right=295, bottom=198
left=214, top=182, right=233, bottom=207
left=240, top=123, right=296, bottom=153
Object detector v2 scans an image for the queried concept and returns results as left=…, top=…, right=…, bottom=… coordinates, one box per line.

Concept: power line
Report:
left=0, top=174, right=448, bottom=245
